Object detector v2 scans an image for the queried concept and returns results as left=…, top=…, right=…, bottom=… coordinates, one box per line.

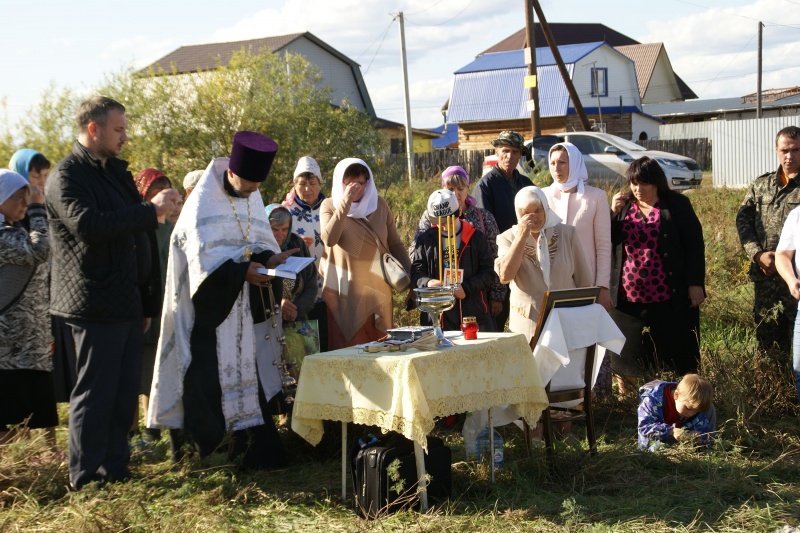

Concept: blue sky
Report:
left=1, top=0, right=798, bottom=132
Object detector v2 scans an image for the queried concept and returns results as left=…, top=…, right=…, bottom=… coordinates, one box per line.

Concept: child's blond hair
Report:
left=675, top=374, right=713, bottom=412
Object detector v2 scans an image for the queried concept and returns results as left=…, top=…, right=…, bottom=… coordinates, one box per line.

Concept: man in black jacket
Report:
left=45, top=96, right=180, bottom=490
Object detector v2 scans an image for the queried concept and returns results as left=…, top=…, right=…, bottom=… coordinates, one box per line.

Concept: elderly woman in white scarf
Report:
left=495, top=186, right=593, bottom=342
left=543, top=142, right=612, bottom=311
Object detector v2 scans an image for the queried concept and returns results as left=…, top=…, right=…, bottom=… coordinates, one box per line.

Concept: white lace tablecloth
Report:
left=290, top=332, right=549, bottom=451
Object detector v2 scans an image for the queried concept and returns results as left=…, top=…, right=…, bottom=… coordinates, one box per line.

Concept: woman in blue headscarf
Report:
left=265, top=203, right=318, bottom=323
left=9, top=149, right=51, bottom=189
left=0, top=170, right=58, bottom=451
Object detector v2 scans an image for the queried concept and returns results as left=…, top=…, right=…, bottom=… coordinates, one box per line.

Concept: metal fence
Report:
left=711, top=117, right=800, bottom=188
left=656, top=117, right=800, bottom=187
left=639, top=138, right=712, bottom=170
left=656, top=122, right=714, bottom=141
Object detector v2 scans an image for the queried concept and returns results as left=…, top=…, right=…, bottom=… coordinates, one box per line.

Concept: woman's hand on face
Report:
left=688, top=285, right=705, bottom=307
left=516, top=213, right=537, bottom=236
left=341, top=181, right=363, bottom=206
left=611, top=192, right=629, bottom=215
left=28, top=184, right=45, bottom=205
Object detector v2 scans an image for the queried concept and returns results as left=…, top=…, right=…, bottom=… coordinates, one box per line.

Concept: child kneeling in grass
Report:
left=637, top=374, right=716, bottom=451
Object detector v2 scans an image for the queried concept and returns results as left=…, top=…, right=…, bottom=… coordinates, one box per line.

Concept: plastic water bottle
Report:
left=462, top=412, right=480, bottom=461
left=476, top=426, right=504, bottom=470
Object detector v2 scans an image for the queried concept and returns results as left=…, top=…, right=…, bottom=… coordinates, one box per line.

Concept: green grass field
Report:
left=2, top=174, right=800, bottom=532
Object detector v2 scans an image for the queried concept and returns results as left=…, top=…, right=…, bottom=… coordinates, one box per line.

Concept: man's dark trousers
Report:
left=66, top=319, right=143, bottom=489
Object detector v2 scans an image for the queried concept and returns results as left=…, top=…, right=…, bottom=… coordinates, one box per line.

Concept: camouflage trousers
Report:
left=753, top=277, right=798, bottom=355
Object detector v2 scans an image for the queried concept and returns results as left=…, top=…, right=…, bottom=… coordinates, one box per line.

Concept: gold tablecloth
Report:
left=290, top=332, right=549, bottom=450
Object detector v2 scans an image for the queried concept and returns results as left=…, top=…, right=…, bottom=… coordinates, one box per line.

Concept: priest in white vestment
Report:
left=148, top=131, right=297, bottom=468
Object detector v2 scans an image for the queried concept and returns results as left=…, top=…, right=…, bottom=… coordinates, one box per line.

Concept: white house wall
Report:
left=284, top=38, right=366, bottom=112
left=631, top=113, right=662, bottom=141
left=571, top=48, right=641, bottom=111
left=643, top=49, right=682, bottom=104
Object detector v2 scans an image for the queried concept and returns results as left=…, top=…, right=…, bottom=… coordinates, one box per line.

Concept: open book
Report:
left=256, top=256, right=315, bottom=280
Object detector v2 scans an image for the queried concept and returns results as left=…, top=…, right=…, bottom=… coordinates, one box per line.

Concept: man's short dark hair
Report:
left=776, top=126, right=800, bottom=145
left=75, top=96, right=125, bottom=132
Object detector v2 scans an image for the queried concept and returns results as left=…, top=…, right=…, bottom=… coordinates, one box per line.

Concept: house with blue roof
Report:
left=445, top=41, right=667, bottom=150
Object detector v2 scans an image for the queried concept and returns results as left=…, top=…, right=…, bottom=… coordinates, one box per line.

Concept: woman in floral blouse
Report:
left=610, top=157, right=705, bottom=386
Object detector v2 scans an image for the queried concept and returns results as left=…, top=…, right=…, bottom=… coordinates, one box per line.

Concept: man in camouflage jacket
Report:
left=736, top=126, right=800, bottom=354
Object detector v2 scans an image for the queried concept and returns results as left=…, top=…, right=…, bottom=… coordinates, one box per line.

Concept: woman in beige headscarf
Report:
left=319, top=158, right=411, bottom=349
left=495, top=186, right=593, bottom=342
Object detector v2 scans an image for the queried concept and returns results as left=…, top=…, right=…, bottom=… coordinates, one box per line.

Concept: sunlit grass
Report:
left=3, top=175, right=800, bottom=531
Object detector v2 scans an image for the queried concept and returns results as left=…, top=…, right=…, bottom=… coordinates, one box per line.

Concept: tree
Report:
left=17, top=84, right=79, bottom=164
left=98, top=49, right=382, bottom=200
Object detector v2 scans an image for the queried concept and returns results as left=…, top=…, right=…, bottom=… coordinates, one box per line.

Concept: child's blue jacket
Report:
left=638, top=380, right=713, bottom=451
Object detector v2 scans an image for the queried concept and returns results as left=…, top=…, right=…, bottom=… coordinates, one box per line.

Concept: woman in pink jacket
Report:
left=543, top=142, right=613, bottom=394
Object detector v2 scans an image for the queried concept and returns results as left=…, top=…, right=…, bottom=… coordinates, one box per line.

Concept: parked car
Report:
left=523, top=132, right=703, bottom=190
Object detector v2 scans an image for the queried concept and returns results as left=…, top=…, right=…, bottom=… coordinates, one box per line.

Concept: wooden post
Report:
left=531, top=0, right=591, bottom=131
left=524, top=0, right=540, bottom=137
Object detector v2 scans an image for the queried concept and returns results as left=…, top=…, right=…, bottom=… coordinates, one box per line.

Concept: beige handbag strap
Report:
left=354, top=217, right=390, bottom=255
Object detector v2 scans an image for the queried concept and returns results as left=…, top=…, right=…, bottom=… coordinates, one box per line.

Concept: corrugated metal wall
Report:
left=657, top=122, right=713, bottom=140
left=712, top=117, right=800, bottom=188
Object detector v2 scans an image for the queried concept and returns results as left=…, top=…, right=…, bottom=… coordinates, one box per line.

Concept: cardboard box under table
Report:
left=290, top=332, right=549, bottom=511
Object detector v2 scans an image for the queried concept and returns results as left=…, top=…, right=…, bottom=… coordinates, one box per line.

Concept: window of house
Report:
left=591, top=68, right=608, bottom=97
left=390, top=138, right=406, bottom=154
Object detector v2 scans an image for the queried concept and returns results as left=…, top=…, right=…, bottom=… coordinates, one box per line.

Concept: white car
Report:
left=523, top=132, right=703, bottom=190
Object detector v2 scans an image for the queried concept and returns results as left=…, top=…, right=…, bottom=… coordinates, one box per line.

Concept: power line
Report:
left=404, top=0, right=477, bottom=27
left=695, top=33, right=756, bottom=95
left=362, top=19, right=395, bottom=76
left=355, top=18, right=395, bottom=62
left=672, top=0, right=800, bottom=27
left=405, top=0, right=447, bottom=17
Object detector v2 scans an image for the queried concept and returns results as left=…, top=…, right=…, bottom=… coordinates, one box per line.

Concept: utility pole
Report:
left=531, top=0, right=591, bottom=131
left=396, top=12, right=414, bottom=181
left=524, top=0, right=540, bottom=137
left=757, top=21, right=763, bottom=119
left=592, top=62, right=603, bottom=131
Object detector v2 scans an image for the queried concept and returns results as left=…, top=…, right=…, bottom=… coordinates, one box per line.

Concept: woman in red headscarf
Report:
left=131, top=168, right=175, bottom=447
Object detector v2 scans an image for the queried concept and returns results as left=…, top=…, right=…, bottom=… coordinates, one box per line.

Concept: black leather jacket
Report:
left=45, top=142, right=160, bottom=321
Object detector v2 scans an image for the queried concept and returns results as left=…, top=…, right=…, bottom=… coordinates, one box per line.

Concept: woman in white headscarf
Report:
left=543, top=142, right=612, bottom=310
left=495, top=186, right=593, bottom=342
left=319, top=158, right=411, bottom=349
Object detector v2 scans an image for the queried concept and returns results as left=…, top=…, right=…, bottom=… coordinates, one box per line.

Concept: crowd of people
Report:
left=1, top=91, right=799, bottom=488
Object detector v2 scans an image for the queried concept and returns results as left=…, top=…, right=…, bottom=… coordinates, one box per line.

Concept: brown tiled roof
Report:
left=615, top=43, right=663, bottom=98
left=481, top=24, right=697, bottom=100
left=480, top=23, right=638, bottom=55
left=140, top=33, right=307, bottom=75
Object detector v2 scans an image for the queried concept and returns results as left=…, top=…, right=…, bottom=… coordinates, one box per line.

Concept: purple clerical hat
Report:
left=229, top=131, right=278, bottom=183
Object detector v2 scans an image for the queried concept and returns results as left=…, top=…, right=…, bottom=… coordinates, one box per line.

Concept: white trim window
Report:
left=591, top=67, right=608, bottom=97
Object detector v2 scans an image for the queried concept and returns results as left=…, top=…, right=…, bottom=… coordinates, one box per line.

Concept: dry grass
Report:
left=2, top=174, right=800, bottom=532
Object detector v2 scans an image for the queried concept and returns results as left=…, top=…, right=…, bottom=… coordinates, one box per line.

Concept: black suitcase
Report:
left=351, top=433, right=452, bottom=519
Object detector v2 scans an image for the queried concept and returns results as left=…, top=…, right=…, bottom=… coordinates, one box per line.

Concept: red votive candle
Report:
left=461, top=316, right=479, bottom=340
